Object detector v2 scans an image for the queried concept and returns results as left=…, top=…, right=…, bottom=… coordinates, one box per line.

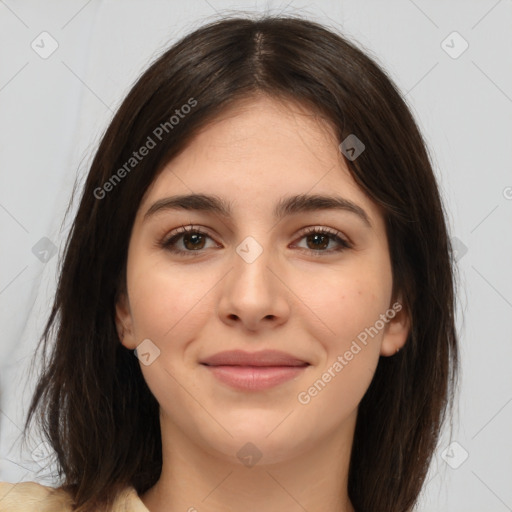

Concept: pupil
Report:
left=308, top=234, right=328, bottom=250
left=184, top=234, right=204, bottom=250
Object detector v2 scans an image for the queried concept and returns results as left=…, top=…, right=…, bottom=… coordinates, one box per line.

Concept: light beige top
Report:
left=0, top=481, right=150, bottom=511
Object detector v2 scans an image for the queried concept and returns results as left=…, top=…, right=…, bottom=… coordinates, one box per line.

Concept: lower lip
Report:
left=203, top=365, right=308, bottom=391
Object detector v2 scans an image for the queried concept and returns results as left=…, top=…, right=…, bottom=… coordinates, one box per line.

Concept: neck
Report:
left=141, top=411, right=357, bottom=512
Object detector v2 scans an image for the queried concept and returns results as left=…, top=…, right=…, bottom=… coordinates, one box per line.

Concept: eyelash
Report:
left=158, top=224, right=352, bottom=258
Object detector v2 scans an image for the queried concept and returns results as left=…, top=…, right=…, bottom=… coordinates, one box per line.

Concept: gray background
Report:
left=1, top=1, right=511, bottom=510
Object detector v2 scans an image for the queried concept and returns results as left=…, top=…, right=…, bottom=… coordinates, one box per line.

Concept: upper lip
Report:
left=200, top=350, right=309, bottom=367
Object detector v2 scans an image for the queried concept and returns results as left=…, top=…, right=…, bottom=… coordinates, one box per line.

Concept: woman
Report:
left=0, top=14, right=459, bottom=512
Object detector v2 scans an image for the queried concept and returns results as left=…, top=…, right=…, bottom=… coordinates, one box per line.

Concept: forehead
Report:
left=171, top=94, right=341, bottom=171
left=138, top=95, right=382, bottom=225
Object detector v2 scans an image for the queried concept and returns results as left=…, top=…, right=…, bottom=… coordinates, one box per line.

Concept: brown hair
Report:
left=23, top=14, right=459, bottom=512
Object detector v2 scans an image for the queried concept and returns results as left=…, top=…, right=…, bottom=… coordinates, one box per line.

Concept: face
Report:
left=116, top=95, right=409, bottom=466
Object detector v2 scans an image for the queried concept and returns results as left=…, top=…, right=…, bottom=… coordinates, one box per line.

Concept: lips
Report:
left=200, top=349, right=309, bottom=367
left=200, top=350, right=310, bottom=391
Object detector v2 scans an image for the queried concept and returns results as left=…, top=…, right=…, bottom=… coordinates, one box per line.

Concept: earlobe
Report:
left=115, top=291, right=136, bottom=349
left=380, top=298, right=411, bottom=357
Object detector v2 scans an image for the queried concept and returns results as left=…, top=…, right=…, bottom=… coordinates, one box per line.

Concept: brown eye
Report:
left=305, top=232, right=330, bottom=250
left=181, top=232, right=206, bottom=250
left=160, top=225, right=217, bottom=256
left=294, top=227, right=351, bottom=255
left=160, top=224, right=351, bottom=258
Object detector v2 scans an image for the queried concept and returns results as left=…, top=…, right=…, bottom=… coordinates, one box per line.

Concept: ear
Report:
left=380, top=297, right=410, bottom=357
left=115, top=290, right=137, bottom=350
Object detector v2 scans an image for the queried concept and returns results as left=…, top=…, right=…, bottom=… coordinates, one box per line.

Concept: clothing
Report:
left=0, top=481, right=150, bottom=511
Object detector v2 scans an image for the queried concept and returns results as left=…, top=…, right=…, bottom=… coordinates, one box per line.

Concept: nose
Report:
left=217, top=240, right=291, bottom=333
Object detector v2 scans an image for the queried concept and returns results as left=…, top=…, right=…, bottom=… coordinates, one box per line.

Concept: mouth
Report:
left=200, top=350, right=310, bottom=391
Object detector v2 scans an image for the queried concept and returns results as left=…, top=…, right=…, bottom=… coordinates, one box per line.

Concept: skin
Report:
left=116, top=94, right=410, bottom=512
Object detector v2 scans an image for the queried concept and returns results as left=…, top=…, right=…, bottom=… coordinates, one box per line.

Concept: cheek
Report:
left=127, top=263, right=210, bottom=411
left=300, top=260, right=392, bottom=349
left=295, top=275, right=389, bottom=420
left=128, top=260, right=212, bottom=342
left=301, top=257, right=392, bottom=410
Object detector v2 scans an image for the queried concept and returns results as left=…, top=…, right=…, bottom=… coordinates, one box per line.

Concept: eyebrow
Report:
left=143, top=193, right=371, bottom=227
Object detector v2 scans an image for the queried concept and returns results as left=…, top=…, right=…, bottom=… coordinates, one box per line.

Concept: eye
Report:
left=159, top=225, right=217, bottom=256
left=158, top=224, right=352, bottom=257
left=292, top=226, right=352, bottom=255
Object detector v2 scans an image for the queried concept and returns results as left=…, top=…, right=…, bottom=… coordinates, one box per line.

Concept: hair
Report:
left=22, top=14, right=459, bottom=512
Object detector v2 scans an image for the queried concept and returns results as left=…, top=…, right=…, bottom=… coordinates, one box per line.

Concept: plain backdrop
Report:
left=1, top=1, right=511, bottom=511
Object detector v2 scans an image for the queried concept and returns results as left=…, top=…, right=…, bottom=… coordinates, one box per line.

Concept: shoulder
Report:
left=0, top=481, right=150, bottom=512
left=0, top=481, right=74, bottom=511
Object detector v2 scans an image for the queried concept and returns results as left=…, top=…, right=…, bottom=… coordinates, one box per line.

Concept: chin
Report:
left=196, top=421, right=312, bottom=468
